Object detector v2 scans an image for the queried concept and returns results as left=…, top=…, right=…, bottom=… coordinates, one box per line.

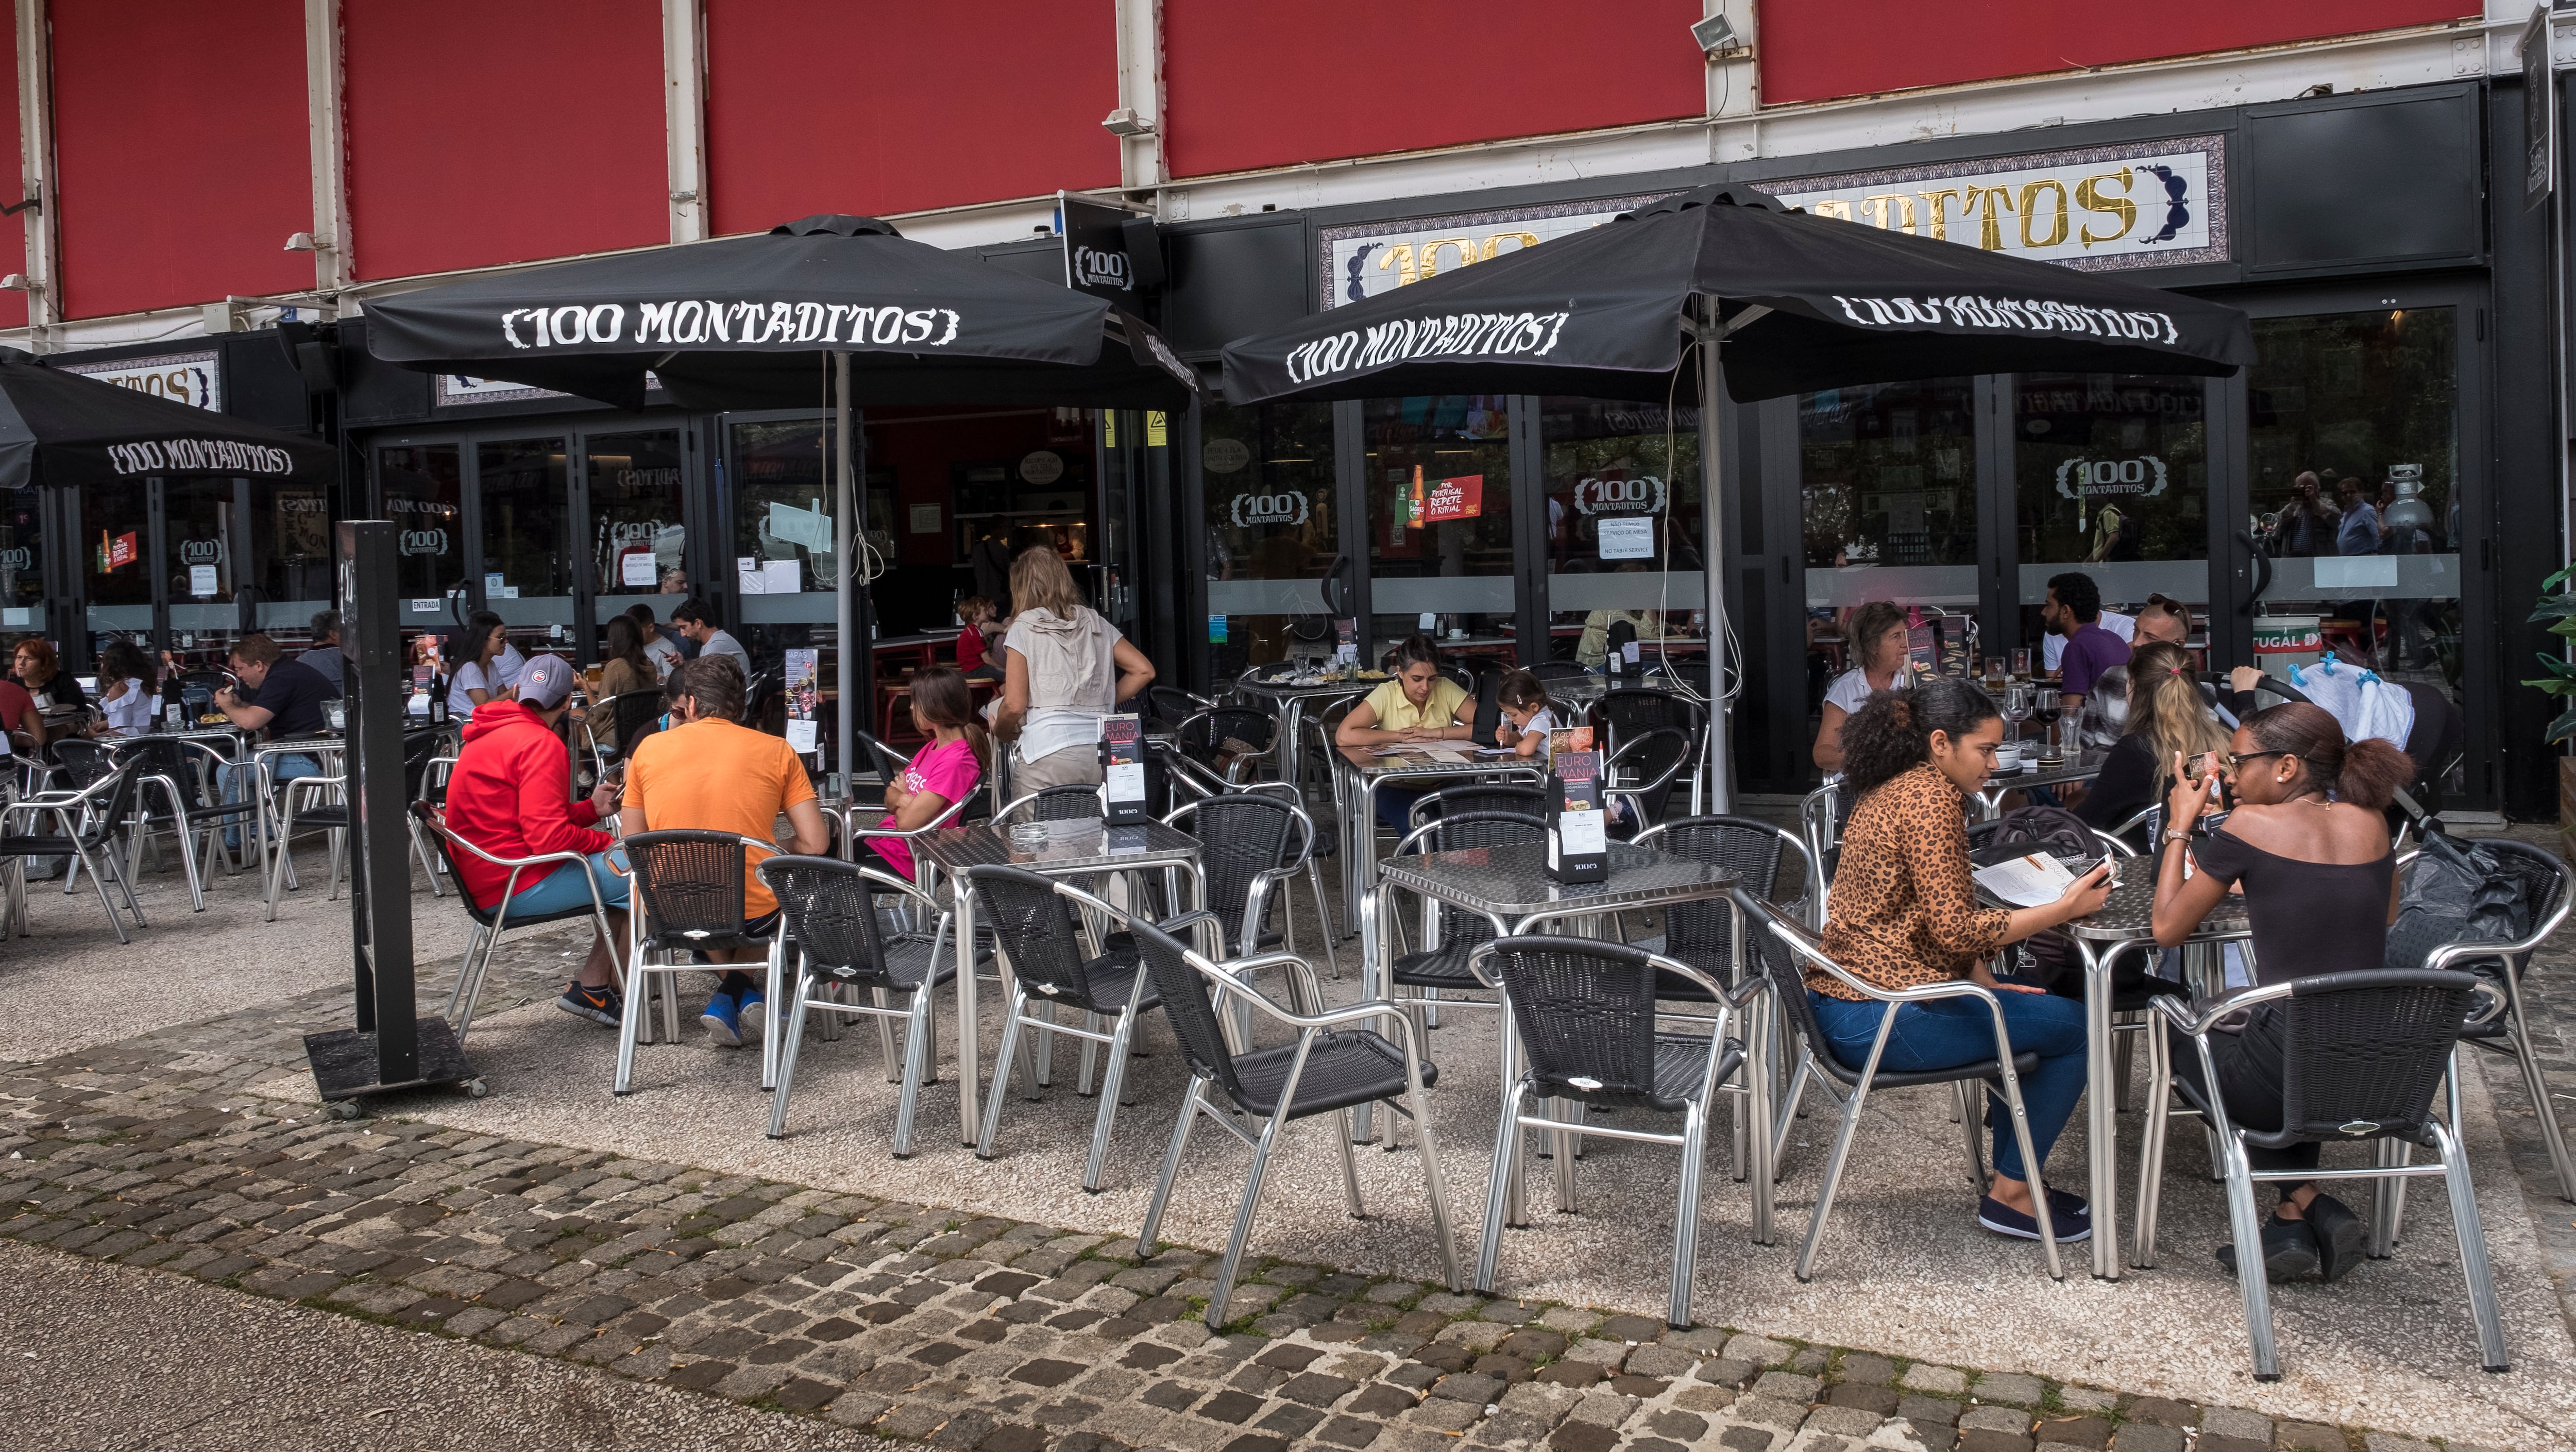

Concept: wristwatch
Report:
left=2162, top=826, right=2194, bottom=846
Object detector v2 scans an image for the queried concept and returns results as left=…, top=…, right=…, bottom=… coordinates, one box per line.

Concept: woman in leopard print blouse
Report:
left=1813, top=677, right=2112, bottom=1243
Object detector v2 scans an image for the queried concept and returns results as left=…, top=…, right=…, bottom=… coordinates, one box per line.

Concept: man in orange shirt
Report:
left=620, top=656, right=829, bottom=1046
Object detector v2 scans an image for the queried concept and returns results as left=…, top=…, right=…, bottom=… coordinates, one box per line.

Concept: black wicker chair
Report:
left=2134, top=969, right=2506, bottom=1379
left=1377, top=811, right=1547, bottom=1040
left=1597, top=688, right=1707, bottom=816
left=759, top=855, right=970, bottom=1156
left=1174, top=706, right=1281, bottom=784
left=1163, top=791, right=1335, bottom=977
left=1602, top=725, right=1694, bottom=832
left=1404, top=781, right=1547, bottom=831
left=1470, top=934, right=1764, bottom=1328
left=1743, top=888, right=2068, bottom=1283
left=614, top=829, right=786, bottom=1095
left=965, top=863, right=1163, bottom=1191
left=1125, top=905, right=1461, bottom=1330
left=1148, top=686, right=1215, bottom=732
left=996, top=783, right=1107, bottom=824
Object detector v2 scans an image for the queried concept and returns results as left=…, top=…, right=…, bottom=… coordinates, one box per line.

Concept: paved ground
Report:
left=2, top=821, right=2571, bottom=1451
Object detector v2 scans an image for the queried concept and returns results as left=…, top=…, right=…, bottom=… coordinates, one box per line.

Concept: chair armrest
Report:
left=2157, top=980, right=2298, bottom=1038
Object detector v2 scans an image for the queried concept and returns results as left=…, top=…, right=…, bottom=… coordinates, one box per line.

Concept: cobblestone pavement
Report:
left=0, top=918, right=2544, bottom=1452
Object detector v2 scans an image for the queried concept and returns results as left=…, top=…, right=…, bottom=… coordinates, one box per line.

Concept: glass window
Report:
left=1799, top=379, right=1977, bottom=706
left=2245, top=307, right=2460, bottom=716
left=0, top=485, right=42, bottom=633
left=380, top=443, right=463, bottom=639
left=1540, top=396, right=1704, bottom=671
left=478, top=437, right=572, bottom=652
left=732, top=418, right=834, bottom=649
left=587, top=430, right=688, bottom=629
left=1203, top=400, right=1335, bottom=676
left=251, top=481, right=334, bottom=635
left=164, top=479, right=239, bottom=654
left=2010, top=374, right=2210, bottom=687
left=83, top=479, right=151, bottom=651
left=1363, top=395, right=1514, bottom=659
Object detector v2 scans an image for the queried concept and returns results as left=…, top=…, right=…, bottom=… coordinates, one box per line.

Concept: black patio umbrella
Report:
left=365, top=212, right=1199, bottom=778
left=1219, top=183, right=2255, bottom=807
left=0, top=349, right=336, bottom=491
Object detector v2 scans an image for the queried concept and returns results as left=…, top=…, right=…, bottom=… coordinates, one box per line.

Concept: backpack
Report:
left=2385, top=828, right=2541, bottom=975
left=1968, top=805, right=2098, bottom=986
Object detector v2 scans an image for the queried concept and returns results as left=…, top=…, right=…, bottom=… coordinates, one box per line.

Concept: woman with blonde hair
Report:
left=993, top=546, right=1155, bottom=794
left=2072, top=639, right=2227, bottom=833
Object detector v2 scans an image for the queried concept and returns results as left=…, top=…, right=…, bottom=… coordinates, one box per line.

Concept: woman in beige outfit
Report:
left=992, top=547, right=1154, bottom=798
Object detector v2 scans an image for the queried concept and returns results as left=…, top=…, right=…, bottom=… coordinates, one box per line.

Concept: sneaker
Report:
left=735, top=987, right=767, bottom=1043
left=701, top=990, right=743, bottom=1048
left=1978, top=1194, right=2093, bottom=1243
left=2044, top=1187, right=2092, bottom=1222
left=2302, top=1194, right=2370, bottom=1284
left=2216, top=1213, right=2321, bottom=1282
left=555, top=982, right=622, bottom=1028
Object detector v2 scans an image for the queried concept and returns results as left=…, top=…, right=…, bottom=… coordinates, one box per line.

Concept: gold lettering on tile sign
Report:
left=2074, top=167, right=2137, bottom=246
left=1810, top=169, right=2142, bottom=252
left=1373, top=230, right=1551, bottom=286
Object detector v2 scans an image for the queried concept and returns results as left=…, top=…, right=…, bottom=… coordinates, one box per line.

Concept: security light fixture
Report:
left=283, top=231, right=333, bottom=252
left=0, top=273, right=34, bottom=291
left=1690, top=13, right=1738, bottom=54
left=1101, top=108, right=1156, bottom=138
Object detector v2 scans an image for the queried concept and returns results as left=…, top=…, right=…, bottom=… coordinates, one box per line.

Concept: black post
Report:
left=341, top=520, right=416, bottom=1083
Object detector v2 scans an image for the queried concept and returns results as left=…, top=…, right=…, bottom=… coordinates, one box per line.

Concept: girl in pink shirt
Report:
left=870, top=667, right=988, bottom=880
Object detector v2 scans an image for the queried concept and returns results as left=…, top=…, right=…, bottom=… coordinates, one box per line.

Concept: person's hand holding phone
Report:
left=589, top=764, right=624, bottom=817
left=2056, top=859, right=2116, bottom=922
left=2167, top=749, right=2221, bottom=830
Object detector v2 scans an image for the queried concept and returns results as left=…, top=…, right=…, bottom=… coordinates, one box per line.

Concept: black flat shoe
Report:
left=2303, top=1194, right=2370, bottom=1283
left=2216, top=1213, right=2319, bottom=1282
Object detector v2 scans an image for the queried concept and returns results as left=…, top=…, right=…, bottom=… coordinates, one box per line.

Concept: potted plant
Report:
left=2522, top=565, right=2576, bottom=854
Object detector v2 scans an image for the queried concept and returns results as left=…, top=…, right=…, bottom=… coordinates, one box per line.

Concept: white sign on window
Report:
left=620, top=550, right=658, bottom=587
left=1596, top=517, right=1657, bottom=560
left=909, top=503, right=942, bottom=533
left=62, top=350, right=223, bottom=411
left=188, top=564, right=219, bottom=597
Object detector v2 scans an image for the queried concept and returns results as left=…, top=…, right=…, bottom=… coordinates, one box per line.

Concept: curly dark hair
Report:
left=2047, top=570, right=2102, bottom=623
left=1840, top=676, right=2000, bottom=798
left=2242, top=701, right=2414, bottom=812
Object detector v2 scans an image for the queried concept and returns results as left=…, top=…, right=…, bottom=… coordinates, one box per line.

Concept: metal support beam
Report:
left=14, top=0, right=56, bottom=350
left=1109, top=0, right=1164, bottom=193
left=303, top=0, right=351, bottom=308
left=664, top=0, right=709, bottom=243
left=1695, top=297, right=1734, bottom=813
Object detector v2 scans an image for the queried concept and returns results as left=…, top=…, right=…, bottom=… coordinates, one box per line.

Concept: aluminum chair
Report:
left=1379, top=812, right=1547, bottom=1050
left=1173, top=706, right=1283, bottom=786
left=757, top=854, right=964, bottom=1156
left=2422, top=837, right=2574, bottom=1201
left=1148, top=686, right=1215, bottom=730
left=0, top=754, right=145, bottom=943
left=1597, top=687, right=1709, bottom=816
left=1403, top=781, right=1546, bottom=831
left=1601, top=726, right=1694, bottom=833
left=613, top=829, right=788, bottom=1095
left=2132, top=969, right=2507, bottom=1379
left=1470, top=934, right=1767, bottom=1328
left=101, top=735, right=262, bottom=911
left=1798, top=781, right=1847, bottom=915
left=1744, top=890, right=2067, bottom=1282
left=1124, top=905, right=1462, bottom=1329
left=996, top=783, right=1107, bottom=824
left=414, top=803, right=622, bottom=1044
left=1163, top=791, right=1335, bottom=979
left=964, top=863, right=1164, bottom=1190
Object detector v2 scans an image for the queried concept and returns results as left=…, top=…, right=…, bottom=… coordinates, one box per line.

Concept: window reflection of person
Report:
left=1812, top=600, right=1911, bottom=773
left=658, top=567, right=689, bottom=595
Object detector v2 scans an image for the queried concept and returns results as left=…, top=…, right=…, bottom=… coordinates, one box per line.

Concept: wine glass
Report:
left=1999, top=683, right=2032, bottom=748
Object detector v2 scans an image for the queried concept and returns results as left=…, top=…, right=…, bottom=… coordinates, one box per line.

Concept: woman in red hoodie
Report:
left=443, top=654, right=632, bottom=1026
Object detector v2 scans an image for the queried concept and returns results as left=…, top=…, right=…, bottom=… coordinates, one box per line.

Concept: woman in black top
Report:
left=2150, top=702, right=2412, bottom=1284
left=2071, top=640, right=2226, bottom=837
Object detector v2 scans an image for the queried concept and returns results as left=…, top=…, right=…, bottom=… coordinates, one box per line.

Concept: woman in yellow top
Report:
left=1336, top=634, right=1477, bottom=832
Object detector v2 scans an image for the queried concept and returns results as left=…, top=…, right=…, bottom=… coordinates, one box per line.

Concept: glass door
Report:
left=250, top=478, right=335, bottom=640
left=82, top=479, right=153, bottom=659
left=476, top=436, right=574, bottom=655
left=162, top=479, right=243, bottom=659
left=378, top=442, right=466, bottom=642
left=730, top=415, right=834, bottom=656
left=1204, top=400, right=1337, bottom=676
left=2011, top=373, right=2212, bottom=660
left=1363, top=395, right=1516, bottom=661
left=584, top=427, right=690, bottom=657
left=1540, top=396, right=1706, bottom=672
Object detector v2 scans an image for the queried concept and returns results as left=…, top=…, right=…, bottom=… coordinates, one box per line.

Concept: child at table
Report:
left=868, top=667, right=988, bottom=881
left=1491, top=669, right=1562, bottom=761
left=954, top=596, right=1003, bottom=682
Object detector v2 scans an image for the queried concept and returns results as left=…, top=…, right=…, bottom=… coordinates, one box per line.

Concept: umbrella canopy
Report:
left=0, top=350, right=336, bottom=491
left=364, top=214, right=1198, bottom=411
left=1222, top=184, right=2253, bottom=404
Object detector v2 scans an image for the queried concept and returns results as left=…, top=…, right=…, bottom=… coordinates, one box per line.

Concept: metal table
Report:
left=1974, top=748, right=2109, bottom=820
left=1331, top=744, right=1546, bottom=935
left=2047, top=874, right=2248, bottom=1279
left=1230, top=674, right=1373, bottom=800
left=912, top=818, right=1204, bottom=1147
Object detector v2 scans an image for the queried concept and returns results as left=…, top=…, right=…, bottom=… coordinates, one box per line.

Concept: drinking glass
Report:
left=1999, top=683, right=2032, bottom=744
left=2009, top=648, right=2031, bottom=678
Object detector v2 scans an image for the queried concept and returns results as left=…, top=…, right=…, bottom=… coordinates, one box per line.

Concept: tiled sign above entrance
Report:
left=61, top=349, right=222, bottom=411
left=1316, top=134, right=2228, bottom=303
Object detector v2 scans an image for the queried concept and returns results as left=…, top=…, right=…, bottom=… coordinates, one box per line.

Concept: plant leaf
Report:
left=2548, top=705, right=2576, bottom=744
left=2547, top=565, right=2576, bottom=592
left=2530, top=596, right=2576, bottom=622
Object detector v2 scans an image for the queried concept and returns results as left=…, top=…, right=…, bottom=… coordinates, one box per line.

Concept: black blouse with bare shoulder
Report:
left=2188, top=827, right=2393, bottom=987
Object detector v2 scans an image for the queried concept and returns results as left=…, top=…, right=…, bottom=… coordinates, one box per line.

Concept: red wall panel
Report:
left=50, top=1, right=310, bottom=318
left=0, top=15, right=22, bottom=331
left=1162, top=0, right=1706, bottom=178
left=703, top=1, right=1117, bottom=235
left=344, top=0, right=664, bottom=281
left=1761, top=2, right=2481, bottom=106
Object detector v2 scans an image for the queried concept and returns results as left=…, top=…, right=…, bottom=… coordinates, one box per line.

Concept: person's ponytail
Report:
left=2241, top=701, right=2415, bottom=811
left=2336, top=738, right=2414, bottom=813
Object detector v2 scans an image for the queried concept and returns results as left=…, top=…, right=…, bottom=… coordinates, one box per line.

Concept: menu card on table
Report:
left=1098, top=713, right=1148, bottom=824
left=1544, top=727, right=1607, bottom=884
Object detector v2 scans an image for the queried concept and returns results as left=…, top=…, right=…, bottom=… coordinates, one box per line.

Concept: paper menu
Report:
left=620, top=550, right=659, bottom=587
left=737, top=556, right=762, bottom=594
left=764, top=558, right=803, bottom=595
left=1972, top=852, right=2086, bottom=907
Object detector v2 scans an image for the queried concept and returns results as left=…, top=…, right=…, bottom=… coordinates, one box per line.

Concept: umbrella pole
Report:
left=835, top=352, right=857, bottom=791
left=1696, top=298, right=1734, bottom=813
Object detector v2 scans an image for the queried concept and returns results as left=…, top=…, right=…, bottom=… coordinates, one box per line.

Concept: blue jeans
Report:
left=1808, top=978, right=2089, bottom=1183
left=503, top=849, right=632, bottom=918
left=1375, top=787, right=1424, bottom=835
left=222, top=752, right=320, bottom=851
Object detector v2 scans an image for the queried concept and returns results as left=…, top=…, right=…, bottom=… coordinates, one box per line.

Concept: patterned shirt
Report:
left=1812, top=762, right=2010, bottom=1001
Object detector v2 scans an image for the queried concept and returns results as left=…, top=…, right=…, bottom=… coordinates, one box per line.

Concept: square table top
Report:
left=1377, top=840, right=1737, bottom=921
left=912, top=818, right=1202, bottom=874
left=1337, top=745, right=1544, bottom=782
left=1234, top=675, right=1384, bottom=699
left=2061, top=872, right=2249, bottom=942
left=1984, top=747, right=2111, bottom=795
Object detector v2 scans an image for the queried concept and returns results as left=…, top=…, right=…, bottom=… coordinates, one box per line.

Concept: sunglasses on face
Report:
left=2221, top=749, right=2289, bottom=774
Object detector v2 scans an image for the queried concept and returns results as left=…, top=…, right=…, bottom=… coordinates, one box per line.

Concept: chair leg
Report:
left=1138, top=1080, right=1207, bottom=1257
left=66, top=840, right=128, bottom=946
left=760, top=940, right=787, bottom=1092
left=2217, top=1132, right=2282, bottom=1381
left=1476, top=1082, right=1530, bottom=1292
left=1955, top=1080, right=1988, bottom=1192
left=1988, top=1062, right=2062, bottom=1282
left=1077, top=1011, right=1101, bottom=1097
left=2427, top=1116, right=2512, bottom=1373
left=1206, top=1106, right=1296, bottom=1329
left=1670, top=1098, right=1711, bottom=1329
left=1081, top=1009, right=1142, bottom=1193
left=1770, top=1049, right=1818, bottom=1173
left=768, top=965, right=816, bottom=1140
left=2132, top=1019, right=2175, bottom=1270
left=1307, top=861, right=1341, bottom=978
left=453, top=925, right=502, bottom=1044
left=614, top=951, right=651, bottom=1095
left=2369, top=1137, right=2408, bottom=1260
left=1405, top=1069, right=1465, bottom=1293
left=103, top=837, right=146, bottom=928
left=892, top=986, right=936, bottom=1159
left=2504, top=986, right=2576, bottom=1201
left=2113, top=1020, right=2139, bottom=1114
left=1794, top=1067, right=1875, bottom=1282
left=442, top=925, right=486, bottom=1024
left=1335, top=1107, right=1366, bottom=1218
left=872, top=985, right=899, bottom=1075
left=976, top=993, right=1030, bottom=1159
